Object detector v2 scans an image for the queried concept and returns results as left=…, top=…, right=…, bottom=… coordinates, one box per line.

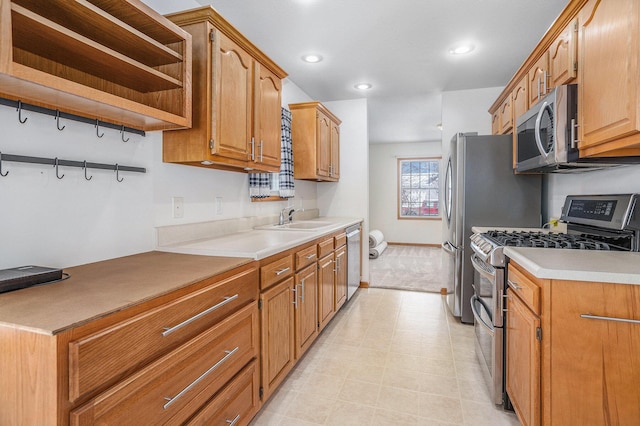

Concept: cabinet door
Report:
left=212, top=30, right=252, bottom=162
left=334, top=246, right=347, bottom=311
left=549, top=18, right=577, bottom=89
left=499, top=95, right=513, bottom=134
left=528, top=52, right=549, bottom=106
left=578, top=0, right=640, bottom=156
left=506, top=289, right=541, bottom=426
left=330, top=120, right=340, bottom=179
left=260, top=278, right=294, bottom=400
left=511, top=77, right=529, bottom=167
left=316, top=111, right=331, bottom=178
left=317, top=254, right=335, bottom=331
left=253, top=62, right=282, bottom=172
left=491, top=110, right=500, bottom=135
left=548, top=280, right=640, bottom=425
left=294, top=264, right=318, bottom=359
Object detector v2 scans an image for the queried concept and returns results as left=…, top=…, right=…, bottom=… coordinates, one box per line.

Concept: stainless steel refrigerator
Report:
left=442, top=133, right=541, bottom=323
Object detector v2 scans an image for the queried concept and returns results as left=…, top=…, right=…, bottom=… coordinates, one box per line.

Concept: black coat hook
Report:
left=17, top=100, right=27, bottom=124
left=120, top=126, right=130, bottom=142
left=95, top=119, right=104, bottom=138
left=0, top=152, right=8, bottom=177
left=55, top=110, right=66, bottom=131
left=83, top=161, right=92, bottom=181
left=54, top=157, right=65, bottom=179
left=115, top=164, right=124, bottom=182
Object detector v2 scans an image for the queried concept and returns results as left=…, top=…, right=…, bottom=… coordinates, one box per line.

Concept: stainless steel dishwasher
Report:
left=346, top=224, right=361, bottom=300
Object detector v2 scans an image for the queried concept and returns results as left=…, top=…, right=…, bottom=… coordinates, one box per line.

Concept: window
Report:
left=398, top=157, right=440, bottom=219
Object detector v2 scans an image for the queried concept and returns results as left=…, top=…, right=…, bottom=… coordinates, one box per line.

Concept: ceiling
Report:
left=196, top=0, right=568, bottom=143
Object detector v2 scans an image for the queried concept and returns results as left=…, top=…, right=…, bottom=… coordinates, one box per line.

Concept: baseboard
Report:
left=359, top=281, right=369, bottom=288
left=387, top=242, right=440, bottom=247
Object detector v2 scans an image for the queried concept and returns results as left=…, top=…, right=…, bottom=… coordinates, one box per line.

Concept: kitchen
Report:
left=1, top=0, right=640, bottom=425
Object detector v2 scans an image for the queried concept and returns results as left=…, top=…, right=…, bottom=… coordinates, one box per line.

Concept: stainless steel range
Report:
left=469, top=194, right=640, bottom=407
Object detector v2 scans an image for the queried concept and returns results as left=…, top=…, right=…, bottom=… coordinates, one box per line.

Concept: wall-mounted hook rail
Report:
left=95, top=119, right=105, bottom=138
left=0, top=97, right=145, bottom=138
left=0, top=152, right=146, bottom=180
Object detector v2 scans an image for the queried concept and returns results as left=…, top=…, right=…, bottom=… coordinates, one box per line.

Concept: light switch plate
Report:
left=172, top=197, right=184, bottom=218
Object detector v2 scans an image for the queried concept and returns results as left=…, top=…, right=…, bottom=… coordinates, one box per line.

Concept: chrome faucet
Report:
left=278, top=206, right=295, bottom=225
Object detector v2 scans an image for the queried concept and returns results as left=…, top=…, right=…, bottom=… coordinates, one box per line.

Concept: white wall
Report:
left=369, top=141, right=443, bottom=245
left=318, top=99, right=370, bottom=283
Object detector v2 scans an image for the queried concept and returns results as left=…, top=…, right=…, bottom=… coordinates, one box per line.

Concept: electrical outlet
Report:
left=172, top=197, right=184, bottom=219
left=215, top=197, right=223, bottom=215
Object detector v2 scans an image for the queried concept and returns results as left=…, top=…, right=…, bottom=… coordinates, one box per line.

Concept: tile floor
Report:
left=249, top=288, right=520, bottom=425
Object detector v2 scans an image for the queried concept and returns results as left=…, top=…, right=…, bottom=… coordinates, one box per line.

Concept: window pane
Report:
left=398, top=159, right=441, bottom=218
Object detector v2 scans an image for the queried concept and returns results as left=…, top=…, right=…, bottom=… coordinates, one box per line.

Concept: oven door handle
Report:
left=470, top=295, right=495, bottom=335
left=471, top=253, right=496, bottom=281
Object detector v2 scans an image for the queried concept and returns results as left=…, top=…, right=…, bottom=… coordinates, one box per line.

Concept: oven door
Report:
left=471, top=294, right=504, bottom=406
left=471, top=253, right=503, bottom=327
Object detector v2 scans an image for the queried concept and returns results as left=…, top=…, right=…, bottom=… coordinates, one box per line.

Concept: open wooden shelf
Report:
left=0, top=0, right=192, bottom=131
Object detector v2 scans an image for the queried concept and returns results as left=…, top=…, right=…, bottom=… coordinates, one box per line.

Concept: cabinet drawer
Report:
left=334, top=232, right=347, bottom=249
left=68, top=266, right=258, bottom=401
left=508, top=263, right=541, bottom=314
left=295, top=245, right=317, bottom=271
left=187, top=359, right=260, bottom=426
left=260, top=255, right=293, bottom=290
left=318, top=237, right=334, bottom=258
left=70, top=302, right=259, bottom=426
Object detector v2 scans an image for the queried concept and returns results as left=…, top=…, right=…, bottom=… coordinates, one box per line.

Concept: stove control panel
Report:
left=561, top=194, right=639, bottom=230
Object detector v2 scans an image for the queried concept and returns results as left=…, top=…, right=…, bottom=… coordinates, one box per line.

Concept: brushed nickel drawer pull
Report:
left=292, top=286, right=298, bottom=309
left=580, top=313, right=640, bottom=324
left=163, top=347, right=239, bottom=410
left=507, top=279, right=522, bottom=290
left=226, top=414, right=240, bottom=425
left=162, top=294, right=239, bottom=337
left=275, top=267, right=290, bottom=276
left=305, top=253, right=317, bottom=259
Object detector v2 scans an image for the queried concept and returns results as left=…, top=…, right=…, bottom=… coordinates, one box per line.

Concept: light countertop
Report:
left=0, top=252, right=253, bottom=335
left=505, top=247, right=640, bottom=285
left=157, top=217, right=362, bottom=260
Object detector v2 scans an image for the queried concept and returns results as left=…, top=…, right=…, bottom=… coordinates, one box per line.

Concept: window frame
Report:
left=397, top=157, right=442, bottom=220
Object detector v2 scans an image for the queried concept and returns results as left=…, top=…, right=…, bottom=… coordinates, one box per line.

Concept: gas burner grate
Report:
left=483, top=230, right=614, bottom=251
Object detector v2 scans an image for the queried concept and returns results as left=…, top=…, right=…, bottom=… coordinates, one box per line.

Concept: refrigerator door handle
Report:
left=441, top=240, right=458, bottom=254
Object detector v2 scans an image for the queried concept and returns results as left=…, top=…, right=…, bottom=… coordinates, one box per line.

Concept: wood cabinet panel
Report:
left=316, top=110, right=331, bottom=178
left=186, top=359, right=260, bottom=426
left=511, top=77, right=529, bottom=166
left=295, top=244, right=317, bottom=271
left=253, top=62, right=282, bottom=170
left=334, top=246, right=347, bottom=311
left=259, top=278, right=295, bottom=400
left=334, top=232, right=347, bottom=249
left=260, top=254, right=293, bottom=291
left=528, top=52, right=549, bottom=106
left=507, top=264, right=541, bottom=315
left=70, top=302, right=259, bottom=425
left=294, top=264, right=318, bottom=359
left=318, top=237, right=334, bottom=259
left=491, top=110, right=500, bottom=135
left=330, top=119, right=340, bottom=179
left=68, top=266, right=257, bottom=402
left=549, top=18, right=577, bottom=89
left=499, top=95, right=513, bottom=134
left=548, top=280, right=640, bottom=425
left=318, top=254, right=336, bottom=331
left=506, top=288, right=541, bottom=426
left=578, top=0, right=640, bottom=156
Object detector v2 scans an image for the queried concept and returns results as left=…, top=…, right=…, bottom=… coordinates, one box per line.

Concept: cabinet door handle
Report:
left=301, top=279, right=305, bottom=302
left=250, top=137, right=255, bottom=161
left=162, top=294, right=239, bottom=337
left=226, top=414, right=241, bottom=426
left=259, top=140, right=263, bottom=162
left=507, top=279, right=522, bottom=291
left=580, top=313, right=640, bottom=324
left=293, top=286, right=298, bottom=309
left=543, top=70, right=548, bottom=94
left=275, top=267, right=290, bottom=276
left=305, top=253, right=317, bottom=260
left=163, top=347, right=239, bottom=409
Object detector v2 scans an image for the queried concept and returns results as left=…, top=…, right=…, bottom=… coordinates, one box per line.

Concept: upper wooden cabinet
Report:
left=0, top=0, right=192, bottom=130
left=162, top=6, right=287, bottom=173
left=490, top=0, right=640, bottom=160
left=289, top=101, right=342, bottom=181
left=549, top=18, right=578, bottom=89
left=578, top=0, right=640, bottom=157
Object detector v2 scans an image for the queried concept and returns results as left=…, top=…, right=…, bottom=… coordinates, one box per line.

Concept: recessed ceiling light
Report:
left=449, top=44, right=475, bottom=55
left=302, top=54, right=323, bottom=63
left=354, top=83, right=372, bottom=90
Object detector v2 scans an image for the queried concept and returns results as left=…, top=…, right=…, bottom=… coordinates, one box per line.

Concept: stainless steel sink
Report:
left=255, top=220, right=334, bottom=231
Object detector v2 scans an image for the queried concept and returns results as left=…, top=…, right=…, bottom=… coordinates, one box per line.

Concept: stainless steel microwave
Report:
left=515, top=84, right=585, bottom=173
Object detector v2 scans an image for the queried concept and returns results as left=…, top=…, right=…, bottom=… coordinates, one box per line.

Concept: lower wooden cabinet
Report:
left=318, top=253, right=336, bottom=331
left=506, top=261, right=640, bottom=426
left=334, top=245, right=347, bottom=311
left=71, top=302, right=259, bottom=425
left=294, top=263, right=318, bottom=359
